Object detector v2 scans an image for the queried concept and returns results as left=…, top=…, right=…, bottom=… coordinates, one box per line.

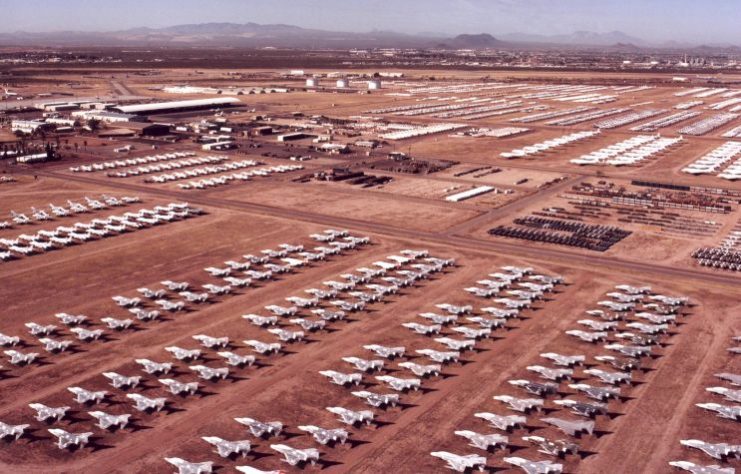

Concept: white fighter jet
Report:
left=68, top=387, right=107, bottom=405
left=4, top=349, right=38, bottom=365
left=179, top=291, right=210, bottom=303
left=234, top=417, right=283, bottom=438
left=54, top=313, right=87, bottom=326
left=138, top=287, right=167, bottom=299
left=402, top=322, right=442, bottom=336
left=0, top=421, right=29, bottom=441
left=101, top=317, right=133, bottom=330
left=584, top=368, right=632, bottom=385
left=319, top=370, right=362, bottom=387
left=202, top=436, right=251, bottom=458
left=680, top=439, right=741, bottom=461
left=342, top=356, right=384, bottom=372
left=112, top=296, right=141, bottom=307
left=192, top=335, right=229, bottom=349
left=130, top=308, right=160, bottom=321
left=164, top=457, right=213, bottom=474
left=553, top=399, right=608, bottom=418
left=416, top=348, right=460, bottom=364
left=375, top=375, right=421, bottom=392
left=25, top=322, right=57, bottom=336
left=156, top=299, right=186, bottom=312
left=523, top=435, right=579, bottom=457
left=311, top=308, right=346, bottom=321
left=527, top=365, right=573, bottom=382
left=398, top=361, right=441, bottom=377
left=509, top=380, right=558, bottom=397
left=161, top=280, right=190, bottom=291
left=39, top=338, right=72, bottom=353
left=70, top=327, right=104, bottom=342
left=0, top=333, right=20, bottom=346
left=136, top=359, right=172, bottom=375
left=434, top=337, right=475, bottom=351
left=540, top=417, right=595, bottom=437
left=503, top=456, right=563, bottom=474
left=351, top=390, right=399, bottom=408
left=218, top=351, right=255, bottom=367
left=706, top=387, right=741, bottom=403
left=668, top=461, right=735, bottom=474
left=326, top=406, right=374, bottom=426
left=466, top=316, right=506, bottom=329
left=696, top=403, right=741, bottom=421
left=242, top=314, right=278, bottom=327
left=89, top=411, right=130, bottom=430
left=264, top=305, right=298, bottom=317
left=436, top=303, right=473, bottom=315
left=565, top=330, right=608, bottom=343
left=29, top=403, right=69, bottom=422
left=298, top=425, right=349, bottom=445
left=289, top=318, right=326, bottom=332
left=267, top=328, right=304, bottom=343
left=493, top=395, right=544, bottom=413
left=430, top=451, right=486, bottom=472
left=165, top=346, right=202, bottom=361
left=452, top=326, right=491, bottom=340
left=160, top=379, right=199, bottom=396
left=270, top=443, right=320, bottom=466
left=363, top=344, right=405, bottom=359
left=102, top=372, right=141, bottom=389
left=474, top=412, right=526, bottom=431
left=243, top=340, right=282, bottom=355
left=628, top=321, right=670, bottom=335
left=577, top=320, right=617, bottom=332
left=189, top=365, right=229, bottom=381
left=569, top=383, right=620, bottom=401
left=127, top=393, right=167, bottom=412
left=49, top=429, right=93, bottom=450
left=715, top=373, right=741, bottom=386
left=454, top=430, right=508, bottom=451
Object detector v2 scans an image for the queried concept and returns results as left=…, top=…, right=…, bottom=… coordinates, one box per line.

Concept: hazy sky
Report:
left=2, top=0, right=740, bottom=44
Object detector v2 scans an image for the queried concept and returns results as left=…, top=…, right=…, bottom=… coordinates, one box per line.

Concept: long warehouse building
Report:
left=112, top=97, right=241, bottom=115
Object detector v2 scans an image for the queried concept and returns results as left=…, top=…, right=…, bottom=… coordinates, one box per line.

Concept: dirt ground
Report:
left=1, top=65, right=740, bottom=474
left=0, top=173, right=738, bottom=474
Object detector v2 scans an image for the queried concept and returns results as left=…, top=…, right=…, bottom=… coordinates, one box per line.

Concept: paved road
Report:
left=29, top=168, right=740, bottom=289
left=110, top=80, right=134, bottom=96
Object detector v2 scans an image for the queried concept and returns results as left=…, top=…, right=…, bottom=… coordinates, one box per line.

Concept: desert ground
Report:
left=0, top=62, right=739, bottom=474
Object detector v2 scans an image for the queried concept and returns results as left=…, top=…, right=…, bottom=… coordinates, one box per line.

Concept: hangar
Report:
left=112, top=97, right=242, bottom=115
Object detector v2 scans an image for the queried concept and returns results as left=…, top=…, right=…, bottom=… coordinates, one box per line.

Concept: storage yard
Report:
left=0, top=53, right=739, bottom=474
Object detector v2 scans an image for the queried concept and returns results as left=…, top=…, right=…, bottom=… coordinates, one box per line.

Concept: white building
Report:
left=80, top=102, right=115, bottom=110
left=368, top=79, right=382, bottom=90
left=11, top=120, right=45, bottom=134
left=71, top=110, right=136, bottom=123
left=112, top=97, right=241, bottom=115
left=45, top=117, right=76, bottom=126
left=306, top=78, right=319, bottom=88
left=202, top=141, right=235, bottom=151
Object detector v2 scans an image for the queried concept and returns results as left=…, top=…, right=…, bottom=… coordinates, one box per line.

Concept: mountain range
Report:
left=0, top=22, right=736, bottom=50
